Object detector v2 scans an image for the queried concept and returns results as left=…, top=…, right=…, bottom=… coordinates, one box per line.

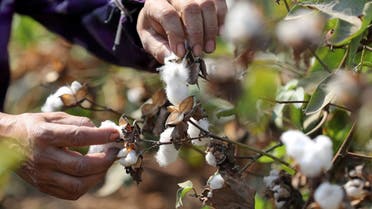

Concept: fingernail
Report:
left=177, top=43, right=185, bottom=57
left=110, top=131, right=120, bottom=141
left=205, top=40, right=215, bottom=53
left=193, top=44, right=203, bottom=56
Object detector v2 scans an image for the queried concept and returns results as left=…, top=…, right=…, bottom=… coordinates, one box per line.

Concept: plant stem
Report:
left=238, top=143, right=284, bottom=174
left=283, top=0, right=290, bottom=12
left=308, top=48, right=331, bottom=73
left=188, top=119, right=293, bottom=169
left=346, top=151, right=372, bottom=160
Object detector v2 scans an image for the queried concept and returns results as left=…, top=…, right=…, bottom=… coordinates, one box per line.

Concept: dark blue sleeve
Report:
left=14, top=0, right=159, bottom=71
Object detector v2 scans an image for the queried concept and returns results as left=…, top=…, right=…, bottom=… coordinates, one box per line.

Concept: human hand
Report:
left=137, top=0, right=227, bottom=62
left=3, top=112, right=120, bottom=200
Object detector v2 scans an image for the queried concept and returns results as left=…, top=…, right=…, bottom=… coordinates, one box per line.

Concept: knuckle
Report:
left=78, top=117, right=94, bottom=127
left=31, top=125, right=51, bottom=144
left=70, top=127, right=84, bottom=146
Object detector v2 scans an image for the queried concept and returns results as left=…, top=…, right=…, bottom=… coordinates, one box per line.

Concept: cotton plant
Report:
left=41, top=81, right=86, bottom=112
left=273, top=79, right=305, bottom=127
left=280, top=130, right=333, bottom=177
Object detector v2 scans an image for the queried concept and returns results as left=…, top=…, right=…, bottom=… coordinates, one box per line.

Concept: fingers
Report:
left=57, top=148, right=118, bottom=176
left=215, top=0, right=228, bottom=29
left=170, top=0, right=204, bottom=56
left=144, top=0, right=186, bottom=58
left=35, top=171, right=105, bottom=200
left=138, top=10, right=173, bottom=63
left=199, top=0, right=218, bottom=53
left=34, top=123, right=120, bottom=147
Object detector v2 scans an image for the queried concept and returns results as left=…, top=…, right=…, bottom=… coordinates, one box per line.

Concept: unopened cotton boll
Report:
left=155, top=127, right=179, bottom=167
left=276, top=9, right=324, bottom=48
left=314, top=182, right=343, bottom=209
left=208, top=173, right=225, bottom=190
left=223, top=1, right=263, bottom=46
left=205, top=151, right=217, bottom=167
left=118, top=150, right=138, bottom=167
left=344, top=179, right=366, bottom=199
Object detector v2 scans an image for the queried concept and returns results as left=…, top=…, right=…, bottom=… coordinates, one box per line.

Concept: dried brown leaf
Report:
left=166, top=111, right=185, bottom=126
left=60, top=94, right=76, bottom=107
left=179, top=96, right=194, bottom=113
left=152, top=89, right=167, bottom=107
left=75, top=85, right=88, bottom=103
left=141, top=103, right=158, bottom=116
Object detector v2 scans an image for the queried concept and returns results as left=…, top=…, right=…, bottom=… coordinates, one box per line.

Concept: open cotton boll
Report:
left=155, top=127, right=179, bottom=167
left=88, top=120, right=123, bottom=154
left=263, top=170, right=279, bottom=188
left=344, top=179, right=366, bottom=199
left=118, top=150, right=138, bottom=167
left=100, top=120, right=124, bottom=139
left=70, top=81, right=83, bottom=94
left=165, top=82, right=189, bottom=105
left=117, top=148, right=129, bottom=158
left=205, top=151, right=217, bottom=167
left=208, top=173, right=225, bottom=190
left=159, top=53, right=190, bottom=105
left=41, top=86, right=73, bottom=112
left=223, top=1, right=263, bottom=45
left=281, top=130, right=311, bottom=160
left=276, top=9, right=324, bottom=47
left=314, top=182, right=343, bottom=209
left=188, top=118, right=210, bottom=146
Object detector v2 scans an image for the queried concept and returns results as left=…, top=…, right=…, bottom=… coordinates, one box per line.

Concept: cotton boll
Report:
left=223, top=1, right=264, bottom=46
left=189, top=118, right=211, bottom=146
left=127, top=86, right=146, bottom=104
left=41, top=86, right=73, bottom=112
left=276, top=9, right=324, bottom=48
left=314, top=182, right=343, bottom=209
left=313, top=135, right=333, bottom=170
left=118, top=150, right=138, bottom=167
left=263, top=170, right=279, bottom=188
left=165, top=83, right=189, bottom=105
left=281, top=130, right=311, bottom=160
left=70, top=81, right=83, bottom=94
left=159, top=54, right=190, bottom=105
left=208, top=173, right=225, bottom=190
left=100, top=120, right=124, bottom=139
left=205, top=151, right=217, bottom=167
left=117, top=148, right=129, bottom=158
left=155, top=127, right=179, bottom=167
left=344, top=179, right=366, bottom=199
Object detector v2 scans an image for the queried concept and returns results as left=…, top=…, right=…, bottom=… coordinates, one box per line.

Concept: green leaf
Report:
left=299, top=1, right=372, bottom=45
left=304, top=73, right=334, bottom=115
left=201, top=205, right=213, bottom=209
left=258, top=144, right=285, bottom=163
left=176, top=180, right=194, bottom=208
left=216, top=108, right=236, bottom=119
